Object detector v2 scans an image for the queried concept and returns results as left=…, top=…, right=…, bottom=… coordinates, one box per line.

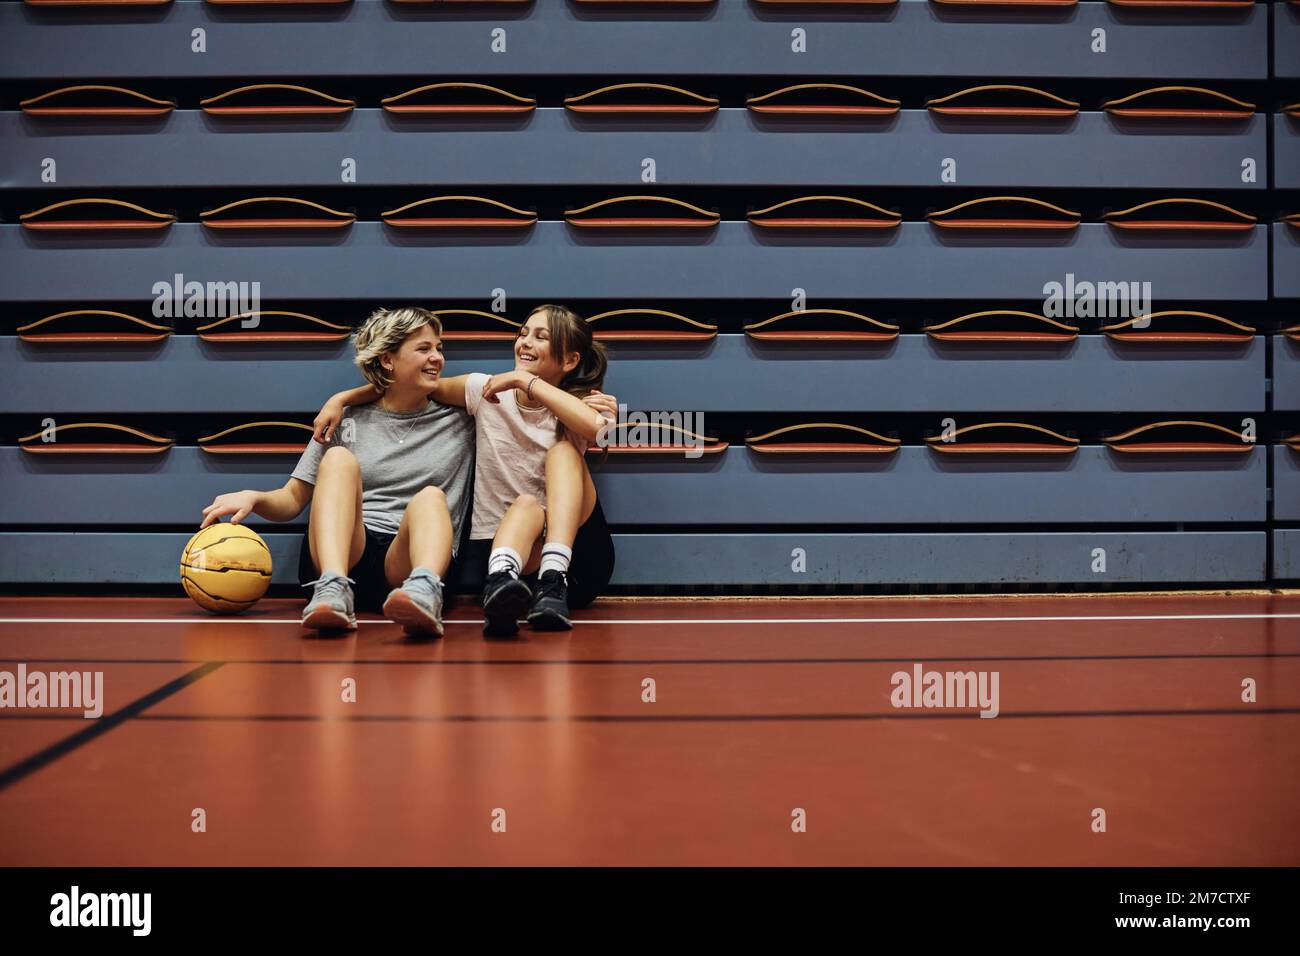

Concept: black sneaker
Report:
left=527, top=569, right=572, bottom=631
left=481, top=570, right=531, bottom=637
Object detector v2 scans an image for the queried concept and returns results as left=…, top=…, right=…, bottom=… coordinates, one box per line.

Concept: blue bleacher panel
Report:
left=601, top=335, right=1265, bottom=414
left=0, top=531, right=1267, bottom=587
left=1276, top=115, right=1300, bottom=191
left=604, top=531, right=1266, bottom=586
left=1274, top=337, right=1300, bottom=412
left=0, top=444, right=1266, bottom=527
left=594, top=445, right=1265, bottom=526
left=1276, top=224, right=1300, bottom=301
left=1273, top=445, right=1300, bottom=522
left=0, top=334, right=1264, bottom=415
left=0, top=110, right=1269, bottom=191
left=0, top=223, right=1269, bottom=302
left=0, top=1, right=1268, bottom=82
left=1277, top=3, right=1300, bottom=81
left=1274, top=530, right=1300, bottom=582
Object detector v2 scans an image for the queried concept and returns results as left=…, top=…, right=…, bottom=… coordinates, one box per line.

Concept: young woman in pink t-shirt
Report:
left=316, top=304, right=617, bottom=636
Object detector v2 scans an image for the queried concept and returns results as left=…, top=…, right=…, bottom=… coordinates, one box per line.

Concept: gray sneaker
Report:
left=383, top=567, right=445, bottom=638
left=301, top=572, right=357, bottom=631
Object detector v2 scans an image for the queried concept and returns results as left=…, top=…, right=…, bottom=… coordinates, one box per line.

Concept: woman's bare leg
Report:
left=526, top=442, right=599, bottom=630
left=384, top=485, right=453, bottom=586
left=302, top=446, right=367, bottom=630
left=542, top=441, right=597, bottom=550
left=481, top=494, right=546, bottom=636
left=381, top=485, right=453, bottom=638
left=308, top=446, right=366, bottom=576
left=492, top=493, right=547, bottom=571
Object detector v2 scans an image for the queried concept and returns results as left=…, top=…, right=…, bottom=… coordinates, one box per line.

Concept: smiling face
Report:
left=380, top=323, right=444, bottom=394
left=515, top=311, right=578, bottom=385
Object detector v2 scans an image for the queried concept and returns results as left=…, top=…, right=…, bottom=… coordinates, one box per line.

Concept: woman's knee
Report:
left=506, top=493, right=545, bottom=519
left=410, top=485, right=447, bottom=509
left=547, top=440, right=581, bottom=463
left=319, top=445, right=359, bottom=474
left=546, top=442, right=584, bottom=477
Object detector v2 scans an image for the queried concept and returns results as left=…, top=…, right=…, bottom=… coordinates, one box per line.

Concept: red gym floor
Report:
left=1, top=592, right=1297, bottom=866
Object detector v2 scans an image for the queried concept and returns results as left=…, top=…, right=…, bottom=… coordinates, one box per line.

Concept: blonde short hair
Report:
left=353, top=307, right=442, bottom=391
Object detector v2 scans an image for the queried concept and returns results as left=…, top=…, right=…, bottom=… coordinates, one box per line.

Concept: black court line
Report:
left=2, top=653, right=1299, bottom=666
left=124, top=707, right=1300, bottom=724
left=0, top=662, right=224, bottom=792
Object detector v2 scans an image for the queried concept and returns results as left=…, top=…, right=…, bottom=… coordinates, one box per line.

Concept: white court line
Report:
left=2, top=613, right=1300, bottom=626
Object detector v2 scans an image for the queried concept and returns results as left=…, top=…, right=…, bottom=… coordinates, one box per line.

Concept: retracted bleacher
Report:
left=0, top=0, right=1292, bottom=592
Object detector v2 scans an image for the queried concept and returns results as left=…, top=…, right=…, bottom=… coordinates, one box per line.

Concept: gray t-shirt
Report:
left=291, top=400, right=475, bottom=545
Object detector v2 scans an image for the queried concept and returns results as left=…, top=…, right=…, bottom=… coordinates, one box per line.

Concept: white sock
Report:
left=488, top=547, right=523, bottom=577
left=540, top=543, right=572, bottom=577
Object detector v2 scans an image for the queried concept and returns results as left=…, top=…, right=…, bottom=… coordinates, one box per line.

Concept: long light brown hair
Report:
left=528, top=303, right=607, bottom=399
left=527, top=304, right=609, bottom=445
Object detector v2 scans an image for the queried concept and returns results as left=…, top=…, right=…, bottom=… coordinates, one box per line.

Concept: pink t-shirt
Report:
left=463, top=372, right=590, bottom=540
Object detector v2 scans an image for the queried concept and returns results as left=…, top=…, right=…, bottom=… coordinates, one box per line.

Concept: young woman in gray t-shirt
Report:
left=199, top=307, right=473, bottom=636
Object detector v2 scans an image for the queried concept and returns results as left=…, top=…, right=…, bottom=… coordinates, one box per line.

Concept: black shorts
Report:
left=297, top=525, right=399, bottom=615
left=451, top=497, right=616, bottom=610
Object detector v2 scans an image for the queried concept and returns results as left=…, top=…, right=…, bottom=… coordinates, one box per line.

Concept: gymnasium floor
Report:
left=0, top=592, right=1297, bottom=867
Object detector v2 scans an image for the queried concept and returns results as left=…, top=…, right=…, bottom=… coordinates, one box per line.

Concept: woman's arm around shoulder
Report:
left=428, top=374, right=474, bottom=408
left=312, top=383, right=381, bottom=443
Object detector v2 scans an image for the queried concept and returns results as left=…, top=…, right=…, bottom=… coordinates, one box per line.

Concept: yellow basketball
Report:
left=180, top=523, right=273, bottom=614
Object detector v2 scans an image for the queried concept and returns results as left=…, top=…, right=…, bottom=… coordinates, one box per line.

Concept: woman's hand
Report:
left=312, top=395, right=347, bottom=443
left=481, top=369, right=529, bottom=405
left=585, top=389, right=619, bottom=445
left=200, top=490, right=262, bottom=529
left=583, top=389, right=619, bottom=423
